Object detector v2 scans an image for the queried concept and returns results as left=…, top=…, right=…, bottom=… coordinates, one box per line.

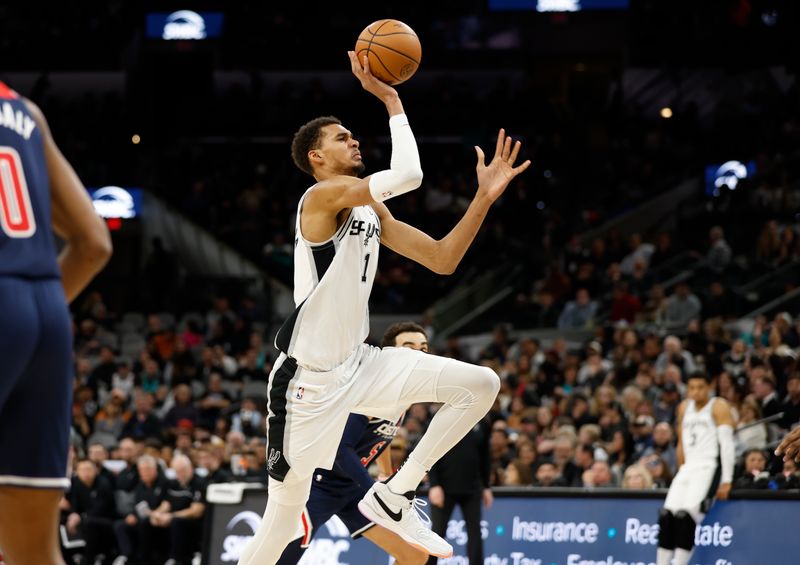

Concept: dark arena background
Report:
left=1, top=1, right=799, bottom=564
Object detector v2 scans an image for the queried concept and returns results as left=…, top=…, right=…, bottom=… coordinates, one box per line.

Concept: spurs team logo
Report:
left=267, top=448, right=281, bottom=471
left=296, top=386, right=305, bottom=400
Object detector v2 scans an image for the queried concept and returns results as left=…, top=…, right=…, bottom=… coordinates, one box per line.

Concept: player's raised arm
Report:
left=375, top=128, right=530, bottom=275
left=24, top=100, right=112, bottom=302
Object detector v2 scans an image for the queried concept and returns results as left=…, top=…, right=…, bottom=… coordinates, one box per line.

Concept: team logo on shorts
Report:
left=295, top=386, right=305, bottom=400
left=267, top=448, right=281, bottom=471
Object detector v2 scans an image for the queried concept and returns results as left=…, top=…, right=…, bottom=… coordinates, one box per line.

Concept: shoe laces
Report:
left=410, top=497, right=432, bottom=528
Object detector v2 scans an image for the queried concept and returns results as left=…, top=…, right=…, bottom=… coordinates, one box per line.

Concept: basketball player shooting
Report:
left=236, top=52, right=529, bottom=564
left=0, top=82, right=112, bottom=565
left=656, top=372, right=735, bottom=565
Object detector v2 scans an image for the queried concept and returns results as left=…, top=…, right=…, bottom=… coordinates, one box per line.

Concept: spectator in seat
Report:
left=705, top=226, right=732, bottom=273
left=557, top=288, right=598, bottom=330
left=112, top=455, right=169, bottom=565
left=639, top=453, right=672, bottom=488
left=149, top=455, right=205, bottom=565
left=733, top=449, right=771, bottom=490
left=773, top=459, right=800, bottom=490
left=533, top=462, right=566, bottom=487
left=654, top=336, right=697, bottom=378
left=781, top=373, right=800, bottom=429
left=66, top=459, right=117, bottom=563
left=753, top=374, right=781, bottom=419
left=163, top=384, right=199, bottom=432
left=735, top=398, right=767, bottom=457
left=122, top=391, right=162, bottom=440
left=662, top=282, right=703, bottom=331
left=581, top=460, right=617, bottom=488
left=644, top=422, right=678, bottom=476
left=622, top=463, right=654, bottom=489
left=503, top=459, right=533, bottom=486
left=551, top=436, right=581, bottom=486
left=609, top=282, right=642, bottom=324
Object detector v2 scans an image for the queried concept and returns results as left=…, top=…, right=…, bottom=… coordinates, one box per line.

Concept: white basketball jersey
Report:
left=682, top=398, right=719, bottom=465
left=274, top=187, right=380, bottom=371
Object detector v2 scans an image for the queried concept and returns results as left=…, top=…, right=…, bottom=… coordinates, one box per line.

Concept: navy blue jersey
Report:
left=314, top=413, right=402, bottom=492
left=0, top=82, right=60, bottom=279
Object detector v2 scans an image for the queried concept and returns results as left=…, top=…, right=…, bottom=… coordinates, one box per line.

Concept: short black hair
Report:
left=687, top=371, right=711, bottom=383
left=381, top=322, right=427, bottom=348
left=291, top=116, right=342, bottom=176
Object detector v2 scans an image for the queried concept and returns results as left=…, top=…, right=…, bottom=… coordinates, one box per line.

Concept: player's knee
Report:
left=658, top=508, right=675, bottom=550
left=474, top=366, right=501, bottom=401
left=674, top=510, right=696, bottom=551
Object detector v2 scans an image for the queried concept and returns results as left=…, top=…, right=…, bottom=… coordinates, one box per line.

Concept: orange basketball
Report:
left=355, top=19, right=421, bottom=85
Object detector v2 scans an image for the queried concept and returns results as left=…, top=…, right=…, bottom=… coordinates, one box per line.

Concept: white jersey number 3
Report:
left=0, top=146, right=36, bottom=238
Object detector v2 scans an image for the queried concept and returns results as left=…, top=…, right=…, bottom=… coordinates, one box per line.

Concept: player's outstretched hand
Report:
left=348, top=51, right=399, bottom=103
left=775, top=426, right=800, bottom=462
left=475, top=129, right=531, bottom=203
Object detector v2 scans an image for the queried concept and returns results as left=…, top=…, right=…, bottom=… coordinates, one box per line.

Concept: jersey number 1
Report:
left=361, top=253, right=371, bottom=282
left=0, top=147, right=36, bottom=238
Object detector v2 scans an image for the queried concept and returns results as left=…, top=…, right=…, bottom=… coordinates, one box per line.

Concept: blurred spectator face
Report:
left=622, top=465, right=651, bottom=489
left=732, top=339, right=747, bottom=356
left=172, top=456, right=194, bottom=484
left=134, top=392, right=154, bottom=414
left=201, top=347, right=214, bottom=364
left=553, top=438, right=574, bottom=464
left=675, top=283, right=690, bottom=299
left=783, top=459, right=797, bottom=476
left=640, top=455, right=666, bottom=479
left=208, top=372, right=224, bottom=392
left=631, top=416, right=654, bottom=439
left=745, top=450, right=767, bottom=474
left=226, top=431, right=246, bottom=451
left=664, top=336, right=681, bottom=355
left=788, top=376, right=800, bottom=399
left=144, top=358, right=160, bottom=376
left=663, top=364, right=682, bottom=385
left=653, top=423, right=673, bottom=447
left=491, top=430, right=509, bottom=456
left=119, top=438, right=137, bottom=463
left=76, top=460, right=97, bottom=485
left=88, top=443, right=108, bottom=466
left=576, top=289, right=590, bottom=306
left=147, top=315, right=162, bottom=333
left=137, top=458, right=159, bottom=485
left=492, top=420, right=508, bottom=432
left=753, top=377, right=775, bottom=400
left=740, top=401, right=758, bottom=423
left=517, top=442, right=536, bottom=466
left=409, top=404, right=428, bottom=421
left=535, top=463, right=558, bottom=486
left=635, top=371, right=653, bottom=391
left=175, top=384, right=192, bottom=405
left=575, top=444, right=594, bottom=469
left=623, top=330, right=638, bottom=349
left=687, top=377, right=711, bottom=404
left=536, top=407, right=553, bottom=429
left=99, top=346, right=115, bottom=363
left=590, top=461, right=612, bottom=486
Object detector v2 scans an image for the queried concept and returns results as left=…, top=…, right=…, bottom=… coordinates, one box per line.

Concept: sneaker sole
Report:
left=357, top=499, right=454, bottom=558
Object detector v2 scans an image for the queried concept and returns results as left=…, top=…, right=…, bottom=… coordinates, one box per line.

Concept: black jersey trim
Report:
left=335, top=209, right=354, bottom=240
left=266, top=356, right=298, bottom=482
left=311, top=240, right=336, bottom=280
left=275, top=298, right=307, bottom=355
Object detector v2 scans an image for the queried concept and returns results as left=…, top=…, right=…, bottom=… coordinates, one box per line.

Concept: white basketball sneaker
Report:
left=358, top=481, right=453, bottom=558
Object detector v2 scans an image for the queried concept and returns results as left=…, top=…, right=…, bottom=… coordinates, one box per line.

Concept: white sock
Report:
left=388, top=359, right=500, bottom=494
left=656, top=547, right=674, bottom=565
left=673, top=548, right=692, bottom=565
left=237, top=474, right=311, bottom=565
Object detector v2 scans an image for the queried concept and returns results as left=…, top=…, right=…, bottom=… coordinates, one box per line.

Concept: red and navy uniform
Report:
left=275, top=413, right=400, bottom=564
left=0, top=82, right=72, bottom=489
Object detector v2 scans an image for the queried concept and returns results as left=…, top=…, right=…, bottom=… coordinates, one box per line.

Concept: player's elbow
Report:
left=398, top=165, right=423, bottom=192
left=434, top=261, right=456, bottom=275
left=78, top=220, right=113, bottom=267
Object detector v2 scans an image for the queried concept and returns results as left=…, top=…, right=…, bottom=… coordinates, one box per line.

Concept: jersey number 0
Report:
left=0, top=146, right=36, bottom=238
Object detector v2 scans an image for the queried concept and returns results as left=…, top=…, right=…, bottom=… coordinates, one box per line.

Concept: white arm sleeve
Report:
left=368, top=113, right=423, bottom=202
left=717, top=424, right=735, bottom=483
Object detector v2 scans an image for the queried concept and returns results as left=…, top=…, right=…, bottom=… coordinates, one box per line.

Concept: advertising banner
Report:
left=204, top=488, right=798, bottom=565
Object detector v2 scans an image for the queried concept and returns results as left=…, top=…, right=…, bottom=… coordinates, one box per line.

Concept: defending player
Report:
left=656, top=372, right=735, bottom=565
left=0, top=82, right=112, bottom=564
left=237, top=52, right=529, bottom=564
left=276, top=322, right=430, bottom=565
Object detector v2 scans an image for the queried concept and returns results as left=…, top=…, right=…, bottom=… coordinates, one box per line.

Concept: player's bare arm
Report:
left=24, top=99, right=112, bottom=302
left=375, top=129, right=530, bottom=275
left=675, top=400, right=687, bottom=467
left=712, top=398, right=735, bottom=500
left=301, top=51, right=420, bottom=242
